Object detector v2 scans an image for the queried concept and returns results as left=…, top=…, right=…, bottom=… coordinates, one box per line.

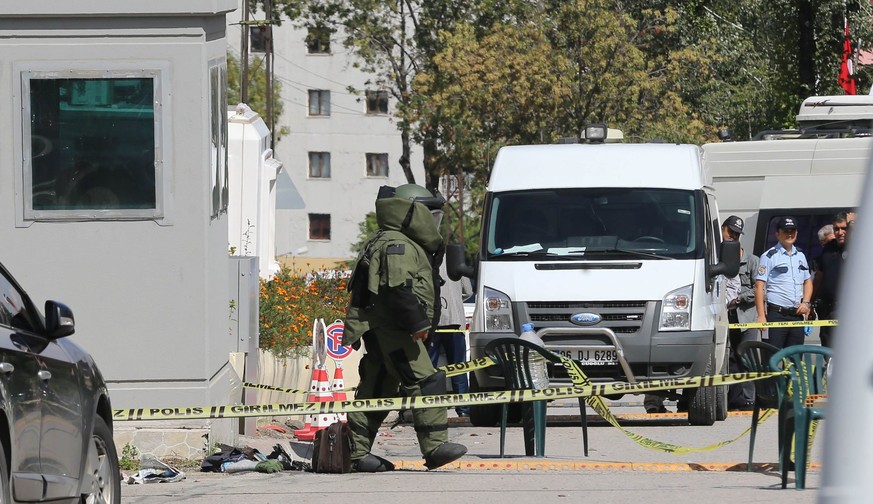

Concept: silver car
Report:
left=0, top=260, right=119, bottom=503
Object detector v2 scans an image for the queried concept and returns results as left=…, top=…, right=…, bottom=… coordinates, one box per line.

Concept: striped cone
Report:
left=294, top=364, right=338, bottom=441
left=292, top=365, right=321, bottom=439
left=331, top=363, right=347, bottom=422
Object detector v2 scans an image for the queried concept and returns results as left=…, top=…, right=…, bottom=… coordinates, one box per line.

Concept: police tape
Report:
left=243, top=382, right=357, bottom=395
left=729, top=319, right=837, bottom=329
left=240, top=358, right=494, bottom=395
left=441, top=357, right=495, bottom=377
left=240, top=354, right=771, bottom=453
left=112, top=371, right=779, bottom=421
left=560, top=357, right=775, bottom=453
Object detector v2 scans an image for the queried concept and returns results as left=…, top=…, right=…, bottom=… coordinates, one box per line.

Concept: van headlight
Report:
left=660, top=284, right=692, bottom=331
left=483, top=286, right=514, bottom=332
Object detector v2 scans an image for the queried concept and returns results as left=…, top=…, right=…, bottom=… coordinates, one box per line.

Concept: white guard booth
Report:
left=227, top=103, right=283, bottom=279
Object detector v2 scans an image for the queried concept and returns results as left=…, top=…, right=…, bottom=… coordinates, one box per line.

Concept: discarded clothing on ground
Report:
left=201, top=444, right=266, bottom=473
left=127, top=457, right=186, bottom=484
left=267, top=443, right=311, bottom=472
left=201, top=442, right=310, bottom=474
left=255, top=460, right=285, bottom=473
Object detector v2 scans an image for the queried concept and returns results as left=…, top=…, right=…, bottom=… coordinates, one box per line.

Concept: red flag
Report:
left=839, top=17, right=857, bottom=95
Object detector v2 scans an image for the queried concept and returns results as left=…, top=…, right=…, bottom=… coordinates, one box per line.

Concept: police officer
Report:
left=341, top=184, right=467, bottom=472
left=754, top=216, right=813, bottom=349
left=722, top=216, right=759, bottom=410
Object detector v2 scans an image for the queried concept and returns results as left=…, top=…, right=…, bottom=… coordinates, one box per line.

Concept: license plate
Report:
left=553, top=348, right=618, bottom=366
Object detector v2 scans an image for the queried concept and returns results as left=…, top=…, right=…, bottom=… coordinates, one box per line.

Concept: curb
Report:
left=390, top=460, right=822, bottom=472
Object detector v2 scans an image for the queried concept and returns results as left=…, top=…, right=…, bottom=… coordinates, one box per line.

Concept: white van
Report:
left=447, top=139, right=740, bottom=426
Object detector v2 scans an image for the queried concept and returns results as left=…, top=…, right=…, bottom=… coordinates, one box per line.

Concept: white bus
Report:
left=703, top=94, right=872, bottom=258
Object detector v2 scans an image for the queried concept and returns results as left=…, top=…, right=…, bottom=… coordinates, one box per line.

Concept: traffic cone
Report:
left=331, top=363, right=347, bottom=422
left=294, top=364, right=338, bottom=441
left=292, top=363, right=322, bottom=439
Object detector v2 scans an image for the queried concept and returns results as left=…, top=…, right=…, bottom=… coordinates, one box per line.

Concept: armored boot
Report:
left=424, top=442, right=467, bottom=470
left=352, top=454, right=395, bottom=473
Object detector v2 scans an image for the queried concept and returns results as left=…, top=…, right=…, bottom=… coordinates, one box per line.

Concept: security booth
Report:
left=228, top=103, right=283, bottom=280
left=0, top=1, right=242, bottom=450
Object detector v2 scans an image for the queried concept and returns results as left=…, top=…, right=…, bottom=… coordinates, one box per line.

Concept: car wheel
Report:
left=0, top=439, right=11, bottom=503
left=81, top=417, right=121, bottom=504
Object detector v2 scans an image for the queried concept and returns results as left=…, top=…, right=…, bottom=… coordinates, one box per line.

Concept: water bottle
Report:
left=519, top=323, right=550, bottom=389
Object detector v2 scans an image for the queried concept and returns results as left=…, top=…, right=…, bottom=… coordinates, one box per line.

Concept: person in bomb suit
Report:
left=341, top=184, right=467, bottom=472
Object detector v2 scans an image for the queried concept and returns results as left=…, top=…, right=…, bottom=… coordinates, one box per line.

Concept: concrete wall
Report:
left=0, top=1, right=239, bottom=413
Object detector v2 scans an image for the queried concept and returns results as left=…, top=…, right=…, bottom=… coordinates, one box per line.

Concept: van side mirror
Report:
left=708, top=240, right=741, bottom=279
left=446, top=243, right=475, bottom=281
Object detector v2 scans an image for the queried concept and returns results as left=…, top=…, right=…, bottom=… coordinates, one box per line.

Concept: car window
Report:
left=0, top=270, right=38, bottom=332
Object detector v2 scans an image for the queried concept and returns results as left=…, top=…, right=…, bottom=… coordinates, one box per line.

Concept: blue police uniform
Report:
left=756, top=243, right=811, bottom=348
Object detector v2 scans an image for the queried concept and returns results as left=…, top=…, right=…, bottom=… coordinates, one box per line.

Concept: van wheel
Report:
left=468, top=374, right=499, bottom=427
left=715, top=349, right=729, bottom=421
left=686, top=362, right=716, bottom=426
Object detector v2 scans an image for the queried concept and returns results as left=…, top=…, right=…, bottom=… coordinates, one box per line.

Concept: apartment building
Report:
left=227, top=7, right=424, bottom=271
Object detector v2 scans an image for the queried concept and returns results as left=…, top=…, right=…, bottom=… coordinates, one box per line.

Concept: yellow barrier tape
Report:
left=113, top=371, right=778, bottom=421
left=122, top=349, right=782, bottom=456
left=441, top=356, right=495, bottom=377
left=729, top=319, right=837, bottom=329
left=243, top=382, right=356, bottom=395
left=241, top=358, right=493, bottom=395
left=561, top=357, right=774, bottom=453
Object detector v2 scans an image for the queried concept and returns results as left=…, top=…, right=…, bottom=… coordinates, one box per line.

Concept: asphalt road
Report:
left=122, top=399, right=823, bottom=503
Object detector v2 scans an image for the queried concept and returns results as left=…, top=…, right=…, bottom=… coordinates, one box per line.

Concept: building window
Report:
left=309, top=214, right=331, bottom=240
left=308, top=152, right=331, bottom=178
left=366, top=90, right=389, bottom=114
left=249, top=26, right=267, bottom=53
left=308, top=90, right=331, bottom=116
left=366, top=153, right=389, bottom=177
left=23, top=69, right=164, bottom=221
left=306, top=27, right=331, bottom=54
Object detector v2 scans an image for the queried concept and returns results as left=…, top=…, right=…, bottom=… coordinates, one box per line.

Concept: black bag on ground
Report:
left=312, top=422, right=354, bottom=473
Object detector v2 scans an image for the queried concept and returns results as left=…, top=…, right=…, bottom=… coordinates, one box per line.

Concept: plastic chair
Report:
left=736, top=340, right=785, bottom=471
left=769, top=345, right=831, bottom=490
left=484, top=337, right=588, bottom=457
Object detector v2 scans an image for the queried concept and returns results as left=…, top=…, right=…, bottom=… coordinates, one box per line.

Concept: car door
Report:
left=0, top=269, right=46, bottom=501
left=35, top=339, right=84, bottom=500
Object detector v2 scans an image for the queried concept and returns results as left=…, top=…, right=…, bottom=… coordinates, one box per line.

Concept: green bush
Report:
left=259, top=266, right=350, bottom=358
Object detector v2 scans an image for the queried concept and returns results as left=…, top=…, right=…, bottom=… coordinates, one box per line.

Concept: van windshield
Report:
left=484, top=188, right=703, bottom=260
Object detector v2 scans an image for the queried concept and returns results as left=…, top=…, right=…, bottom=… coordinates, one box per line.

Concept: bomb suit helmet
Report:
left=394, top=184, right=446, bottom=211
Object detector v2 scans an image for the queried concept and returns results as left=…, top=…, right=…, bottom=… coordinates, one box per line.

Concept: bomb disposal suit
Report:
left=342, top=184, right=467, bottom=471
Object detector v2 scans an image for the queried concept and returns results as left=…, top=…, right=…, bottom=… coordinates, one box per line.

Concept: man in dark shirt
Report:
left=813, top=211, right=854, bottom=347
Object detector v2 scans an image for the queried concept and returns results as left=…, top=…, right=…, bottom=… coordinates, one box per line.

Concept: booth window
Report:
left=209, top=60, right=229, bottom=219
left=24, top=71, right=162, bottom=220
left=309, top=214, right=331, bottom=240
